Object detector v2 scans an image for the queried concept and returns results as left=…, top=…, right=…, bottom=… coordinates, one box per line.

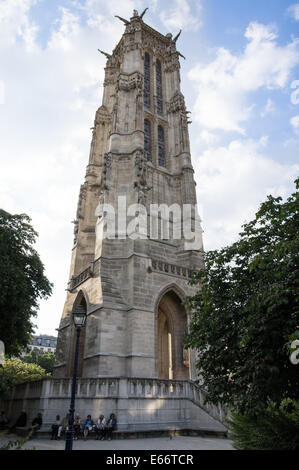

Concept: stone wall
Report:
left=1, top=378, right=228, bottom=433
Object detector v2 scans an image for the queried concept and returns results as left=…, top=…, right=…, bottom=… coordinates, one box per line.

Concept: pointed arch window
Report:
left=69, top=295, right=87, bottom=378
left=156, top=59, right=163, bottom=115
left=144, top=53, right=150, bottom=109
left=158, top=125, right=166, bottom=167
left=144, top=119, right=152, bottom=162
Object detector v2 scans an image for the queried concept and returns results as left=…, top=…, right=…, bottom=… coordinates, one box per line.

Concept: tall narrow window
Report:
left=158, top=125, right=166, bottom=167
left=156, top=60, right=163, bottom=115
left=144, top=53, right=150, bottom=109
left=144, top=119, right=152, bottom=162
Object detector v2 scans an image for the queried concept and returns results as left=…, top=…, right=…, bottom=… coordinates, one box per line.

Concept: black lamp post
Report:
left=65, top=306, right=86, bottom=451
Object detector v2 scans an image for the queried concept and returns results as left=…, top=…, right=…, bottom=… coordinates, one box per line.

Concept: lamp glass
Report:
left=73, top=307, right=86, bottom=327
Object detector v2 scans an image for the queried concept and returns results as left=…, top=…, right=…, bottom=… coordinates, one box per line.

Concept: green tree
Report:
left=21, top=351, right=55, bottom=375
left=0, top=358, right=50, bottom=397
left=0, top=210, right=53, bottom=356
left=185, top=179, right=299, bottom=414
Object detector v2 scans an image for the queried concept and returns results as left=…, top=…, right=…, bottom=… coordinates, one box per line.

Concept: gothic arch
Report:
left=155, top=284, right=190, bottom=380
left=72, top=289, right=90, bottom=313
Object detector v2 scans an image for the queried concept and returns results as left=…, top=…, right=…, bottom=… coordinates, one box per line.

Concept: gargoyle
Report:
left=173, top=29, right=182, bottom=43
left=115, top=15, right=130, bottom=25
left=140, top=7, right=148, bottom=19
left=98, top=49, right=111, bottom=59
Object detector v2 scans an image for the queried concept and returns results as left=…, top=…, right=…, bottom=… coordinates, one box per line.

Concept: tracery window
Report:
left=158, top=125, right=166, bottom=167
left=144, top=52, right=150, bottom=109
left=144, top=119, right=152, bottom=162
left=156, top=60, right=163, bottom=115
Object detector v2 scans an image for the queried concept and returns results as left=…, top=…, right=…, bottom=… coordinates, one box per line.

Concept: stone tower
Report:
left=54, top=9, right=205, bottom=383
left=1, top=10, right=227, bottom=435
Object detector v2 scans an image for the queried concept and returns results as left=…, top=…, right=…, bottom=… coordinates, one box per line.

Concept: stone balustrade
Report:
left=9, top=377, right=226, bottom=425
left=70, top=266, right=92, bottom=290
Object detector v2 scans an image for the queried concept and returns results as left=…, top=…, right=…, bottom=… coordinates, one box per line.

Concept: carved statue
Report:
left=134, top=150, right=151, bottom=204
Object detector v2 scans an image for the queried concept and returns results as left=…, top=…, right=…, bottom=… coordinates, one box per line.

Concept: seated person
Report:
left=51, top=415, right=61, bottom=440
left=83, top=415, right=94, bottom=440
left=9, top=411, right=27, bottom=432
left=95, top=414, right=106, bottom=440
left=106, top=413, right=117, bottom=441
left=74, top=414, right=81, bottom=440
left=0, top=411, right=8, bottom=426
left=31, top=413, right=42, bottom=433
left=57, top=413, right=69, bottom=439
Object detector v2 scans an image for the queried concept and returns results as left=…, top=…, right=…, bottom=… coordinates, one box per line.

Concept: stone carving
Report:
left=76, top=184, right=87, bottom=220
left=102, top=152, right=112, bottom=190
left=151, top=258, right=193, bottom=279
left=125, top=21, right=142, bottom=35
left=95, top=105, right=112, bottom=125
left=115, top=15, right=130, bottom=26
left=142, top=30, right=168, bottom=58
left=117, top=72, right=143, bottom=92
left=98, top=49, right=111, bottom=60
left=134, top=150, right=151, bottom=204
left=72, top=219, right=79, bottom=245
left=167, top=91, right=186, bottom=114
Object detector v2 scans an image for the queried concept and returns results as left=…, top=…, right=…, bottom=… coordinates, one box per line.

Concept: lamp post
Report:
left=65, top=306, right=86, bottom=451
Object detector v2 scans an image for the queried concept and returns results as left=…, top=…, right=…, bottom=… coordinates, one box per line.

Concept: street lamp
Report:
left=65, top=305, right=86, bottom=451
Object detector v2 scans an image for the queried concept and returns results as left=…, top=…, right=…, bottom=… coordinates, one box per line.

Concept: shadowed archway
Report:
left=157, top=290, right=189, bottom=380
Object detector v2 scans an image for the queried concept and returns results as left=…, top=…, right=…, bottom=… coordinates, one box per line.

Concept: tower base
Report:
left=2, top=378, right=228, bottom=435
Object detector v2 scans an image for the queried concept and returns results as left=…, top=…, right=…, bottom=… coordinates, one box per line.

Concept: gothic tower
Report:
left=54, top=9, right=204, bottom=383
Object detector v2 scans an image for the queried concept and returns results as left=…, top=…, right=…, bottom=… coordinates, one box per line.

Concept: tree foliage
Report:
left=21, top=351, right=55, bottom=375
left=0, top=210, right=53, bottom=356
left=0, top=358, right=50, bottom=397
left=227, top=400, right=299, bottom=450
left=185, top=179, right=299, bottom=414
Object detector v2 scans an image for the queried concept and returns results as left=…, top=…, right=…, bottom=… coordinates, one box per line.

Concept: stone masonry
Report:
left=1, top=10, right=228, bottom=434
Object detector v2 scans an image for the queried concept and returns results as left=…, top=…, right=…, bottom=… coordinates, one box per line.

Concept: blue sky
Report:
left=0, top=0, right=298, bottom=336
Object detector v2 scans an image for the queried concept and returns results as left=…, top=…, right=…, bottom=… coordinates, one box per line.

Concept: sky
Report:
left=0, top=0, right=298, bottom=336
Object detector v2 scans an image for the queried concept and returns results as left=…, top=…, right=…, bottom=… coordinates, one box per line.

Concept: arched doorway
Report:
left=157, top=290, right=190, bottom=380
left=68, top=293, right=87, bottom=377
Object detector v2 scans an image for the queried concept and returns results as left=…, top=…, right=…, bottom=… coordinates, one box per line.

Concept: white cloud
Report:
left=290, top=115, right=299, bottom=134
left=0, top=1, right=135, bottom=335
left=261, top=98, right=275, bottom=117
left=198, top=130, right=220, bottom=145
left=48, top=7, right=81, bottom=51
left=287, top=3, right=299, bottom=21
left=188, top=22, right=299, bottom=133
left=0, top=0, right=39, bottom=51
left=160, top=0, right=201, bottom=32
left=194, top=137, right=299, bottom=250
left=0, top=81, right=4, bottom=104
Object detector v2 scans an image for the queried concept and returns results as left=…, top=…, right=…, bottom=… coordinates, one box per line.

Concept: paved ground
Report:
left=0, top=433, right=234, bottom=450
